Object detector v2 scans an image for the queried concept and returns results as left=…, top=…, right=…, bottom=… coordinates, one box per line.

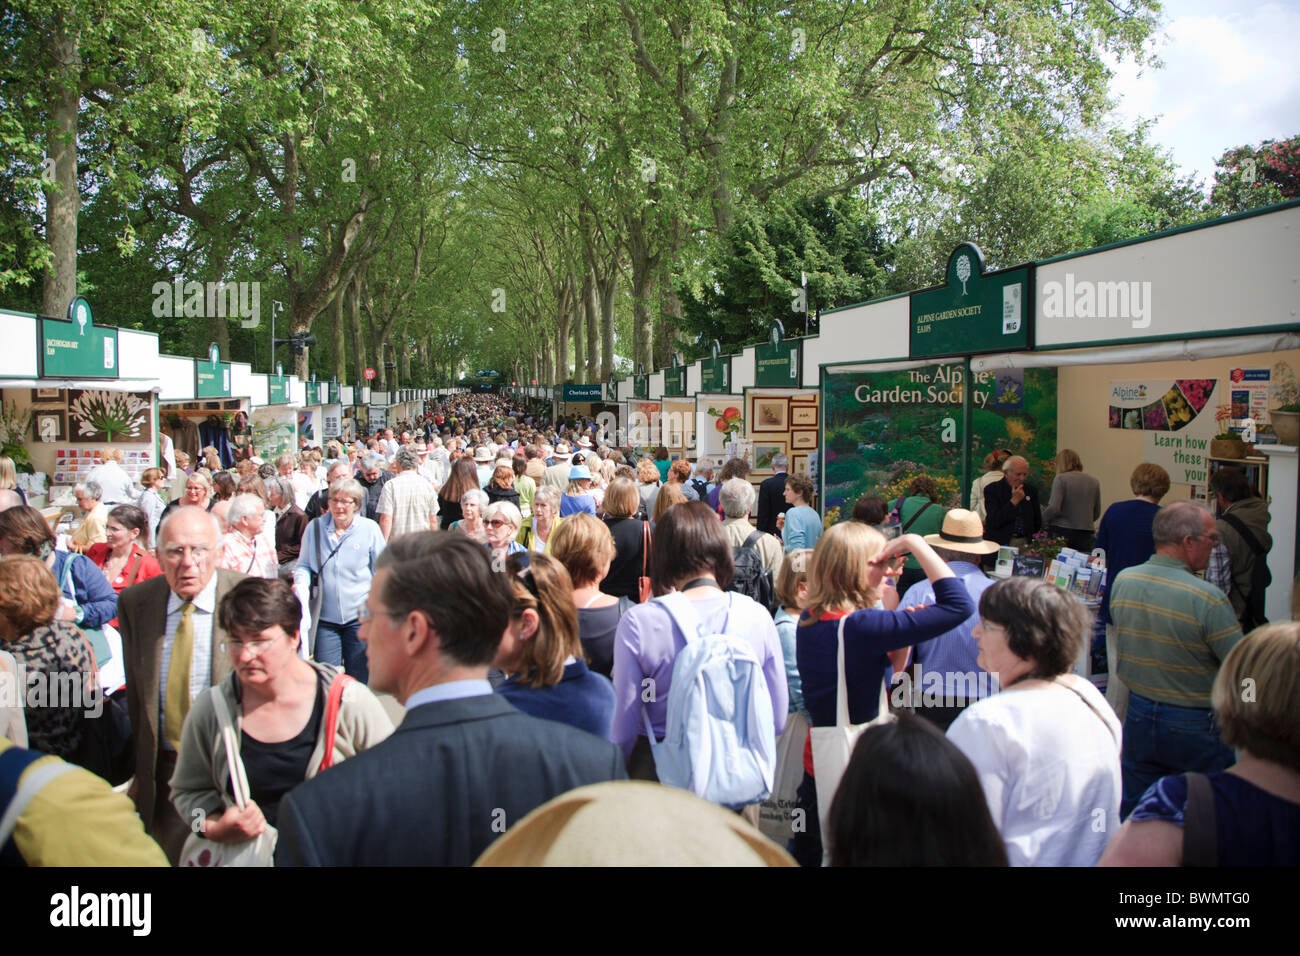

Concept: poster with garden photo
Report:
left=821, top=362, right=1057, bottom=523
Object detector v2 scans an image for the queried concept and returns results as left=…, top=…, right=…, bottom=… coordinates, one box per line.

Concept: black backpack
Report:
left=689, top=477, right=709, bottom=501
left=730, top=530, right=776, bottom=614
left=1220, top=513, right=1271, bottom=631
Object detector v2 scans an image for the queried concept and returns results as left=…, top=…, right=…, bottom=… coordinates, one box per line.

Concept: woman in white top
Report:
left=946, top=576, right=1121, bottom=867
left=968, top=449, right=1010, bottom=522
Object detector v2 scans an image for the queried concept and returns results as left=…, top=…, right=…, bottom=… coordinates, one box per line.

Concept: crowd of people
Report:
left=0, top=398, right=1295, bottom=868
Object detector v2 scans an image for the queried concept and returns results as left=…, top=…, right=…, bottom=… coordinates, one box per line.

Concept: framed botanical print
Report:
left=790, top=404, right=818, bottom=427
left=752, top=439, right=787, bottom=474
left=791, top=429, right=817, bottom=450
left=749, top=395, right=789, bottom=433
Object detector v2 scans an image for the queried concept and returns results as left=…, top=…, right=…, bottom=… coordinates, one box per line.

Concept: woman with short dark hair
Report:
left=781, top=474, right=822, bottom=554
left=610, top=502, right=788, bottom=778
left=829, top=715, right=1008, bottom=866
left=170, top=577, right=392, bottom=843
left=946, top=576, right=1122, bottom=866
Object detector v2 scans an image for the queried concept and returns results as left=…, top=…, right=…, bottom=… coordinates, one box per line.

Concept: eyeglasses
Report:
left=161, top=545, right=211, bottom=562
left=357, top=604, right=405, bottom=624
left=1189, top=533, right=1221, bottom=545
left=226, top=637, right=281, bottom=657
left=484, top=518, right=512, bottom=529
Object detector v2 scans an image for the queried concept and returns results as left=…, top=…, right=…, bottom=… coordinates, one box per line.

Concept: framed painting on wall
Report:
left=31, top=388, right=62, bottom=403
left=32, top=410, right=66, bottom=443
left=790, top=404, right=818, bottom=427
left=66, top=389, right=152, bottom=443
left=791, top=429, right=817, bottom=450
left=750, top=395, right=789, bottom=433
left=791, top=454, right=810, bottom=477
left=752, top=439, right=787, bottom=474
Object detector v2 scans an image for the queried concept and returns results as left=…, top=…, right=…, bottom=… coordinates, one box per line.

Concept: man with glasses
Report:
left=274, top=533, right=625, bottom=865
left=1109, top=500, right=1244, bottom=817
left=117, top=506, right=248, bottom=863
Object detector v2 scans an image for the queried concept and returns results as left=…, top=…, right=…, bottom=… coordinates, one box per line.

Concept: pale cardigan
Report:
left=168, top=660, right=394, bottom=824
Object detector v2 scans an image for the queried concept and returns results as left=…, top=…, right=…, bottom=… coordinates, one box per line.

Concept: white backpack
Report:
left=642, top=592, right=777, bottom=809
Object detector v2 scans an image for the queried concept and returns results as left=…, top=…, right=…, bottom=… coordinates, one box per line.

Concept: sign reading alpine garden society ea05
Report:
left=910, top=243, right=1032, bottom=360
left=754, top=320, right=802, bottom=387
left=195, top=344, right=232, bottom=398
left=663, top=358, right=687, bottom=398
left=634, top=374, right=649, bottom=400
left=39, top=296, right=119, bottom=379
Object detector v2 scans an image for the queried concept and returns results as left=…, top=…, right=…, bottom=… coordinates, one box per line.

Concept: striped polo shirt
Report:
left=1110, top=554, right=1244, bottom=708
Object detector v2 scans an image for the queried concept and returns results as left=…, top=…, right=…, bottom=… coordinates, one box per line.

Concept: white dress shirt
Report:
left=158, top=574, right=218, bottom=751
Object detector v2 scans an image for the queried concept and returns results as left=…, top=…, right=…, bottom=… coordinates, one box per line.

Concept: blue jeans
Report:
left=1120, top=693, right=1233, bottom=818
left=314, top=619, right=369, bottom=684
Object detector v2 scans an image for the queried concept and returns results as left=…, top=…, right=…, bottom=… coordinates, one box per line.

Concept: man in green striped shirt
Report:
left=1111, top=500, right=1244, bottom=816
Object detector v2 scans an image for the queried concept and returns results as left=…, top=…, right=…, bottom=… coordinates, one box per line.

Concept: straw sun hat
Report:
left=922, top=509, right=999, bottom=555
left=474, top=782, right=796, bottom=867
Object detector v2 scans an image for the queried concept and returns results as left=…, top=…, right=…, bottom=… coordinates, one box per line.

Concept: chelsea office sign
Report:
left=910, top=243, right=1032, bottom=360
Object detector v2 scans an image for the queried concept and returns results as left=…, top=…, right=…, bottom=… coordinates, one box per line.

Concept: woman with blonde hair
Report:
left=0, top=455, right=25, bottom=505
left=520, top=486, right=563, bottom=554
left=651, top=481, right=686, bottom=528
left=1042, top=448, right=1101, bottom=552
left=790, top=522, right=975, bottom=867
left=636, top=457, right=661, bottom=517
left=549, top=513, right=623, bottom=677
left=450, top=488, right=490, bottom=544
left=493, top=553, right=616, bottom=738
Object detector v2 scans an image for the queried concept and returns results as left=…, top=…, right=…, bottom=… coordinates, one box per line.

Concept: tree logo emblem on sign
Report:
left=956, top=254, right=972, bottom=295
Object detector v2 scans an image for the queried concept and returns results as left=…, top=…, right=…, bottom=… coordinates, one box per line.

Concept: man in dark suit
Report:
left=274, top=533, right=626, bottom=866
left=117, top=506, right=247, bottom=863
left=983, top=455, right=1042, bottom=546
left=755, top=454, right=791, bottom=535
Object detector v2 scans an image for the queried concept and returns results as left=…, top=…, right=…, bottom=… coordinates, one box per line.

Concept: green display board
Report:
left=700, top=356, right=731, bottom=393
left=821, top=362, right=1057, bottom=523
left=634, top=375, right=649, bottom=400
left=268, top=375, right=291, bottom=404
left=195, top=358, right=232, bottom=397
left=562, top=384, right=603, bottom=402
left=754, top=326, right=802, bottom=387
left=328, top=382, right=340, bottom=404
left=39, top=298, right=119, bottom=379
left=910, top=243, right=1032, bottom=360
left=663, top=366, right=687, bottom=397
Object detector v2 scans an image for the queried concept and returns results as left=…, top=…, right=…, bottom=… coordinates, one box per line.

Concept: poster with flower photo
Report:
left=66, top=390, right=152, bottom=443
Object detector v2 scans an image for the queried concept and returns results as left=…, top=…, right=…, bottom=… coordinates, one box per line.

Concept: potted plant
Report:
left=1210, top=403, right=1249, bottom=459
left=1269, top=361, right=1299, bottom=446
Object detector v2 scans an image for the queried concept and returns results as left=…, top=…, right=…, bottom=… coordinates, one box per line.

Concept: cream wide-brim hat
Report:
left=473, top=781, right=796, bottom=867
left=922, top=508, right=1000, bottom=555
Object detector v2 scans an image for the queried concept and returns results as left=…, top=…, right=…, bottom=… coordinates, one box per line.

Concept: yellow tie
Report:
left=164, top=602, right=195, bottom=750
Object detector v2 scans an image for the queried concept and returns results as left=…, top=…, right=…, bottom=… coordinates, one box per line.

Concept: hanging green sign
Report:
left=663, top=366, right=687, bottom=397
left=634, top=375, right=649, bottom=400
left=562, top=384, right=603, bottom=402
left=910, top=243, right=1032, bottom=360
left=196, top=346, right=232, bottom=398
left=755, top=321, right=801, bottom=387
left=39, top=297, right=119, bottom=379
left=268, top=375, right=291, bottom=404
left=700, top=356, right=731, bottom=393
left=328, top=382, right=340, bottom=404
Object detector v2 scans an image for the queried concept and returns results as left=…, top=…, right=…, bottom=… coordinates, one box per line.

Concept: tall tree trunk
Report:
left=332, top=280, right=348, bottom=383
left=350, top=268, right=368, bottom=387
left=42, top=17, right=80, bottom=318
left=631, top=265, right=655, bottom=372
left=600, top=270, right=617, bottom=381
left=656, top=283, right=683, bottom=369
left=584, top=270, right=600, bottom=383
left=572, top=278, right=585, bottom=384
left=554, top=280, right=573, bottom=383
left=399, top=328, right=411, bottom=384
